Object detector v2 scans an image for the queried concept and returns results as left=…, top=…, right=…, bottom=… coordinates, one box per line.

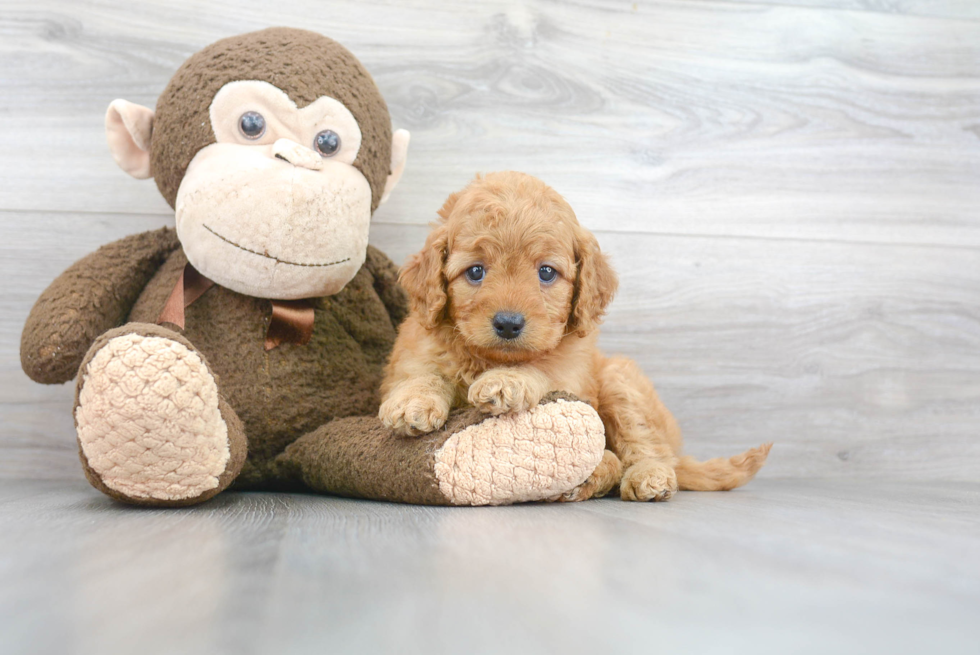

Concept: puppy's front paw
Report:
left=468, top=369, right=541, bottom=415
left=620, top=459, right=678, bottom=502
left=379, top=391, right=450, bottom=436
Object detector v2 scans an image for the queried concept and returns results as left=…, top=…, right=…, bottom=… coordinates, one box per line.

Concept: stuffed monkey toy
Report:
left=20, top=28, right=605, bottom=507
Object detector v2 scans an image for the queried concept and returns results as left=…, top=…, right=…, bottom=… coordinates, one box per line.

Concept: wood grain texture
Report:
left=2, top=0, right=979, bottom=245
left=2, top=0, right=979, bottom=484
left=1, top=479, right=978, bottom=654
left=715, top=0, right=980, bottom=20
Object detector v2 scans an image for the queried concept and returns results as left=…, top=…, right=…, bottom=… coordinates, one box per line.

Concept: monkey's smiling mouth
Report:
left=203, top=224, right=351, bottom=268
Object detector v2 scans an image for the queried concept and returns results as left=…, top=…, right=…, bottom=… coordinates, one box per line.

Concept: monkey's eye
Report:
left=464, top=265, right=485, bottom=284
left=314, top=130, right=341, bottom=157
left=239, top=111, right=266, bottom=139
left=539, top=265, right=558, bottom=284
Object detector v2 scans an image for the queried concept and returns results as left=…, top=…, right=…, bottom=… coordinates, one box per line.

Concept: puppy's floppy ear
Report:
left=568, top=226, right=618, bottom=336
left=436, top=191, right=461, bottom=221
left=399, top=222, right=450, bottom=330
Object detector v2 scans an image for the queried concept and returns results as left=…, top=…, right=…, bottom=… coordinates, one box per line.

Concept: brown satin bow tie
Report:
left=157, top=263, right=315, bottom=351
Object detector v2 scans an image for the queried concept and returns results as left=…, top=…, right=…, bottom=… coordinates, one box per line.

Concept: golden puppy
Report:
left=379, top=171, right=770, bottom=501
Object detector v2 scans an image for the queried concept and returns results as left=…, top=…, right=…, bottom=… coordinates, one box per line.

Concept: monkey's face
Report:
left=174, top=81, right=371, bottom=299
left=105, top=29, right=410, bottom=300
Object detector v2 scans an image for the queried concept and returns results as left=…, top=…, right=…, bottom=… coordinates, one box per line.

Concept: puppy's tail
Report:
left=674, top=443, right=772, bottom=491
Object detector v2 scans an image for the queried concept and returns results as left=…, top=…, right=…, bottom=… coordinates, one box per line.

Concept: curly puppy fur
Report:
left=380, top=172, right=771, bottom=501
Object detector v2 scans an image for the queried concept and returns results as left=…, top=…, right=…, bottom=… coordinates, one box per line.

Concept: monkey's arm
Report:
left=364, top=244, right=409, bottom=330
left=21, top=227, right=180, bottom=384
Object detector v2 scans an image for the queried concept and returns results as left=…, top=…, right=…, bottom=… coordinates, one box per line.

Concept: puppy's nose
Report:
left=492, top=312, right=525, bottom=340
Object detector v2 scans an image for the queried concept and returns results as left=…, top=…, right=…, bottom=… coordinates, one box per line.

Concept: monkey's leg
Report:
left=274, top=393, right=606, bottom=506
left=74, top=323, right=247, bottom=507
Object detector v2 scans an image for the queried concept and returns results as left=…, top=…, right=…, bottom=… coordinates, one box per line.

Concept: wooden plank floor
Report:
left=2, top=478, right=978, bottom=654
left=3, top=0, right=979, bottom=478
left=1, top=1, right=979, bottom=652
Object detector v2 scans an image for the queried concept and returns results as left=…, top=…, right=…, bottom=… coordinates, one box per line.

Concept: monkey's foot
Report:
left=74, top=324, right=246, bottom=506
left=432, top=394, right=605, bottom=505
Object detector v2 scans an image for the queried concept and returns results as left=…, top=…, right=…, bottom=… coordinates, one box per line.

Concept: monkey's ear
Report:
left=379, top=129, right=410, bottom=205
left=105, top=99, right=155, bottom=179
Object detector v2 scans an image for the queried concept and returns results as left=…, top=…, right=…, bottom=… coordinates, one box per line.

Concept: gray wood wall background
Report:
left=2, top=0, right=978, bottom=483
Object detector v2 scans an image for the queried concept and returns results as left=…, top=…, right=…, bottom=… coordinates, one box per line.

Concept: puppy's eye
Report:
left=538, top=265, right=558, bottom=283
left=239, top=111, right=266, bottom=139
left=464, top=265, right=485, bottom=284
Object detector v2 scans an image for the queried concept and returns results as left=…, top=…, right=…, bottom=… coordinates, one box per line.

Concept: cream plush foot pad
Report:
left=75, top=333, right=230, bottom=501
left=432, top=399, right=606, bottom=506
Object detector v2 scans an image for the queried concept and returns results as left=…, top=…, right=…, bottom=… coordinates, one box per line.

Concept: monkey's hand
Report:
left=21, top=228, right=180, bottom=385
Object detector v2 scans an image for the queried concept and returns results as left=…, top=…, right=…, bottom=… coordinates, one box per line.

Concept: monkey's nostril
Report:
left=492, top=312, right=525, bottom=340
left=270, top=138, right=323, bottom=170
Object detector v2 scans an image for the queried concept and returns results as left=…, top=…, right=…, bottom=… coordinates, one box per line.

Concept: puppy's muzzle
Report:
left=492, top=312, right=525, bottom=340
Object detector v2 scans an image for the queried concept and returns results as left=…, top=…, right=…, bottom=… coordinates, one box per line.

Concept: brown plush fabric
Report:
left=150, top=27, right=393, bottom=211
left=74, top=322, right=249, bottom=507
left=275, top=416, right=456, bottom=505
left=276, top=393, right=582, bottom=504
left=365, top=245, right=410, bottom=329
left=21, top=227, right=180, bottom=384
left=124, top=240, right=407, bottom=488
